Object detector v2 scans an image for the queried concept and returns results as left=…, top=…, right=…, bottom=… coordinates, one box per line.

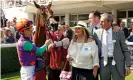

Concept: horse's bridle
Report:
left=42, top=14, right=53, bottom=40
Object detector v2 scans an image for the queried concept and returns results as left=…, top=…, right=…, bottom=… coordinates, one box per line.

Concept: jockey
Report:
left=16, top=18, right=52, bottom=80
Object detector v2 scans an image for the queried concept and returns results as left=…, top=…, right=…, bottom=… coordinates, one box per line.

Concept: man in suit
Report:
left=120, top=22, right=129, bottom=38
left=94, top=13, right=131, bottom=80
left=1, top=14, right=8, bottom=28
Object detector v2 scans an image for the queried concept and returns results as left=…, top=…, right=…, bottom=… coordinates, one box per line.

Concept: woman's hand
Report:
left=66, top=55, right=73, bottom=64
left=48, top=43, right=54, bottom=51
left=93, top=66, right=98, bottom=78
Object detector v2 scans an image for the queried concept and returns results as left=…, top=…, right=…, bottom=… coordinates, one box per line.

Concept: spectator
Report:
left=112, top=22, right=118, bottom=27
left=1, top=14, right=8, bottom=28
left=5, top=28, right=16, bottom=43
left=64, top=25, right=73, bottom=40
left=120, top=22, right=129, bottom=38
left=11, top=17, right=17, bottom=30
left=4, top=21, right=16, bottom=37
left=0, top=28, right=6, bottom=43
left=88, top=11, right=101, bottom=35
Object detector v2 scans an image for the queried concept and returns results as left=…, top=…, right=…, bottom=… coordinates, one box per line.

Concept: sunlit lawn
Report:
left=1, top=72, right=20, bottom=80
left=1, top=72, right=133, bottom=80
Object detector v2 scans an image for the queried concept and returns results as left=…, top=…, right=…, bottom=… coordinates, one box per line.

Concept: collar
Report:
left=20, top=35, right=32, bottom=42
left=103, top=27, right=112, bottom=34
left=95, top=24, right=100, bottom=28
left=56, top=35, right=64, bottom=41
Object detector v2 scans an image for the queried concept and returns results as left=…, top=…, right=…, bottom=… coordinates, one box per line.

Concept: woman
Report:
left=67, top=21, right=99, bottom=80
left=47, top=24, right=70, bottom=80
left=16, top=18, right=52, bottom=80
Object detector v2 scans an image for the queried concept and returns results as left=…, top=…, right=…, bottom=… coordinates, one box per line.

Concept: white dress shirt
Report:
left=102, top=27, right=114, bottom=57
left=68, top=40, right=99, bottom=69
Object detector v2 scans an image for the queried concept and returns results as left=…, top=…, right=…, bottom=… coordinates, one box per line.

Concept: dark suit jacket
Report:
left=1, top=18, right=8, bottom=27
left=122, top=28, right=129, bottom=38
left=65, top=29, right=73, bottom=40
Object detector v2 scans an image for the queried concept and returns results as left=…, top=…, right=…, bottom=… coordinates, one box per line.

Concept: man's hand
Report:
left=126, top=67, right=131, bottom=76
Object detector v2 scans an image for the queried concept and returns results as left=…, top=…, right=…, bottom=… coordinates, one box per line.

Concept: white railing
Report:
left=1, top=43, right=17, bottom=48
left=1, top=42, right=133, bottom=69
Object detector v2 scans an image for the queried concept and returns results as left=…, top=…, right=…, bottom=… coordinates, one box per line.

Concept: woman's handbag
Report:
left=59, top=60, right=72, bottom=80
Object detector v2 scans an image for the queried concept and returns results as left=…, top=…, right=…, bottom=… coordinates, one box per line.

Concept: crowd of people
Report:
left=1, top=13, right=133, bottom=44
left=0, top=15, right=20, bottom=43
left=1, top=10, right=133, bottom=80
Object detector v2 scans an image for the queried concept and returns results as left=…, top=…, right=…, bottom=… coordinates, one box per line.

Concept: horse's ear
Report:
left=33, top=1, right=41, bottom=9
left=48, top=2, right=52, bottom=9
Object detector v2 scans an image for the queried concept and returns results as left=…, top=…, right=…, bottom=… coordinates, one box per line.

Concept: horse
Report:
left=33, top=1, right=55, bottom=80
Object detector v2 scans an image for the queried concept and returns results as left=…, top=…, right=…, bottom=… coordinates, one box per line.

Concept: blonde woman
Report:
left=67, top=21, right=99, bottom=80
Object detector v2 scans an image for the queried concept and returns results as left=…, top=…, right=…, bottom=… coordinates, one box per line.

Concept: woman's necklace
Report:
left=73, top=39, right=84, bottom=63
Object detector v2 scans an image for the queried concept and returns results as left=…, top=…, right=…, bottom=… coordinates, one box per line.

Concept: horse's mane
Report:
left=35, top=10, right=41, bottom=28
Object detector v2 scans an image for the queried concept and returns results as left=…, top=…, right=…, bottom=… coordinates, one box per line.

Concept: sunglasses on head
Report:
left=19, top=21, right=33, bottom=32
left=24, top=21, right=33, bottom=28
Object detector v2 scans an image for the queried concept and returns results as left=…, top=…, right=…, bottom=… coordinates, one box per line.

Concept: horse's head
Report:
left=34, top=1, right=53, bottom=26
left=33, top=1, right=54, bottom=46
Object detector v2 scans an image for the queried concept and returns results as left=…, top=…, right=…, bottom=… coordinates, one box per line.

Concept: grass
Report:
left=1, top=72, right=133, bottom=80
left=1, top=72, right=20, bottom=80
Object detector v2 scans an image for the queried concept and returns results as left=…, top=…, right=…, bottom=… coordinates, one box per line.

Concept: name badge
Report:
left=84, top=47, right=88, bottom=51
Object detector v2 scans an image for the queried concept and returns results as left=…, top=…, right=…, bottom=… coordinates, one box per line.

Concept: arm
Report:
left=54, top=38, right=70, bottom=48
left=23, top=41, right=47, bottom=55
left=92, top=42, right=99, bottom=67
left=92, top=42, right=99, bottom=77
left=66, top=40, right=73, bottom=63
left=119, top=31, right=131, bottom=67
